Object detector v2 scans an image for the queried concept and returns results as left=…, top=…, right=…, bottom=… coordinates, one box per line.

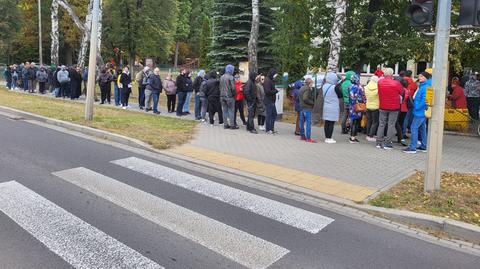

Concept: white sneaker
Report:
left=325, top=139, right=337, bottom=144
left=122, top=106, right=127, bottom=110
left=366, top=136, right=376, bottom=142
left=259, top=125, right=265, bottom=131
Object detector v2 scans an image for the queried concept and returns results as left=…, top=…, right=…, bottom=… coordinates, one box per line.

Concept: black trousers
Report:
left=324, top=120, right=335, bottom=139
left=208, top=98, right=223, bottom=125
left=467, top=97, right=480, bottom=121
left=100, top=84, right=111, bottom=103
left=167, top=95, right=176, bottom=112
left=39, top=82, right=46, bottom=94
left=396, top=112, right=407, bottom=141
left=351, top=119, right=359, bottom=137
left=121, top=89, right=130, bottom=106
left=366, top=109, right=379, bottom=137
left=60, top=82, right=70, bottom=98
left=234, top=100, right=246, bottom=126
left=246, top=101, right=256, bottom=131
left=258, top=115, right=265, bottom=126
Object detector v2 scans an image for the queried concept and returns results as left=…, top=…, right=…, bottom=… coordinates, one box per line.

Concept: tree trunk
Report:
left=96, top=0, right=104, bottom=67
left=50, top=0, right=59, bottom=66
left=327, top=0, right=347, bottom=72
left=248, top=0, right=260, bottom=73
left=58, top=0, right=85, bottom=32
left=174, top=41, right=180, bottom=69
left=77, top=0, right=94, bottom=69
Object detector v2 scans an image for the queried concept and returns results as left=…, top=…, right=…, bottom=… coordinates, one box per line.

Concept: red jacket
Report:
left=404, top=76, right=418, bottom=96
left=400, top=87, right=409, bottom=112
left=449, top=85, right=467, bottom=109
left=378, top=77, right=403, bottom=111
left=235, top=80, right=244, bottom=101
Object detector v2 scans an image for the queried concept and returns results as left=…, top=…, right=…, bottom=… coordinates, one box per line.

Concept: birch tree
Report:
left=248, top=0, right=260, bottom=73
left=327, top=0, right=347, bottom=72
left=77, top=0, right=93, bottom=68
left=50, top=0, right=59, bottom=66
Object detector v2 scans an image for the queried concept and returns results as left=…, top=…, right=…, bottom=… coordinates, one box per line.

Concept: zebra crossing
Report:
left=0, top=156, right=335, bottom=269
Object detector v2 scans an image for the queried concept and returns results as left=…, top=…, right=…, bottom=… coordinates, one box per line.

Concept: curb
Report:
left=1, top=105, right=480, bottom=246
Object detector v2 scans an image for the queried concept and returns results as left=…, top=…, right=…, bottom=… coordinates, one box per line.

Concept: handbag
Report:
left=355, top=103, right=367, bottom=113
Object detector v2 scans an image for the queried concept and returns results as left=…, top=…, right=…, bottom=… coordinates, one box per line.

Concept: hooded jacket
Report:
left=205, top=71, right=221, bottom=101
left=57, top=67, right=70, bottom=84
left=364, top=76, right=379, bottom=110
left=464, top=76, right=480, bottom=98
left=341, top=71, right=355, bottom=104
left=36, top=69, right=48, bottom=83
left=147, top=73, right=163, bottom=93
left=176, top=73, right=192, bottom=93
left=243, top=72, right=258, bottom=104
left=413, top=78, right=431, bottom=117
left=220, top=65, right=236, bottom=98
left=263, top=69, right=278, bottom=104
left=322, top=72, right=340, bottom=121
left=193, top=70, right=206, bottom=93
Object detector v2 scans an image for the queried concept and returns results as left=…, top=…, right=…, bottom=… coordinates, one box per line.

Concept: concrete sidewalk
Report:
left=5, top=88, right=480, bottom=202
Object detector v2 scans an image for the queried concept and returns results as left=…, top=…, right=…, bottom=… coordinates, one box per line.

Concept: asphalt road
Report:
left=0, top=114, right=479, bottom=269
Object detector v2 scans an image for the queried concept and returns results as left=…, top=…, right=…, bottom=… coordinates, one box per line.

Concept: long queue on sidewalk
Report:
left=3, top=62, right=479, bottom=154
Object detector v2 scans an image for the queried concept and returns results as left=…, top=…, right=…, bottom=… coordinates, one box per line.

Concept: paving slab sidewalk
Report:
left=5, top=89, right=480, bottom=202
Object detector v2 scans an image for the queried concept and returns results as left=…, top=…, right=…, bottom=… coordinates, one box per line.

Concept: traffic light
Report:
left=458, top=0, right=480, bottom=28
left=406, top=0, right=434, bottom=27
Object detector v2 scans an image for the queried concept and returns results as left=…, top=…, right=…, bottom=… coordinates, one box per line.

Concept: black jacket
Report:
left=244, top=72, right=258, bottom=104
left=147, top=74, right=163, bottom=93
left=193, top=75, right=205, bottom=93
left=205, top=72, right=220, bottom=101
left=263, top=69, right=278, bottom=104
left=176, top=74, right=192, bottom=93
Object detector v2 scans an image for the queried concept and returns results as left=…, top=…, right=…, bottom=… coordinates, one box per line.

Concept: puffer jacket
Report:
left=147, top=74, right=162, bottom=93
left=163, top=79, right=177, bottom=95
left=413, top=79, right=431, bottom=117
left=364, top=80, right=379, bottom=110
left=57, top=69, right=70, bottom=84
left=378, top=77, right=403, bottom=111
left=341, top=71, right=355, bottom=104
left=36, top=70, right=48, bottom=83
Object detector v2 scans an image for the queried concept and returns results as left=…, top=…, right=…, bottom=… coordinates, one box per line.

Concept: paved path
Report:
left=1, top=114, right=479, bottom=269
left=4, top=88, right=480, bottom=201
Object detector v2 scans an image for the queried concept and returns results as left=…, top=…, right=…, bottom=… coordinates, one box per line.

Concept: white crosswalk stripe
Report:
left=113, top=157, right=334, bottom=234
left=53, top=167, right=289, bottom=269
left=0, top=181, right=163, bottom=269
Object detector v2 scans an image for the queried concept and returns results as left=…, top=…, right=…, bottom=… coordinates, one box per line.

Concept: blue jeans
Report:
left=152, top=92, right=159, bottom=112
left=403, top=108, right=413, bottom=137
left=300, top=109, right=312, bottom=139
left=409, top=116, right=427, bottom=150
left=114, top=85, right=121, bottom=106
left=183, top=91, right=193, bottom=112
left=11, top=78, right=18, bottom=89
left=176, top=92, right=187, bottom=115
left=194, top=94, right=201, bottom=119
left=265, top=102, right=277, bottom=132
left=23, top=79, right=29, bottom=91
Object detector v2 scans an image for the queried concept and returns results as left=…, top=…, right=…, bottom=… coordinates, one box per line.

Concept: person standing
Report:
left=263, top=68, right=279, bottom=134
left=290, top=80, right=303, bottom=136
left=193, top=70, right=206, bottom=120
left=348, top=75, right=366, bottom=143
left=176, top=68, right=191, bottom=116
left=464, top=74, right=480, bottom=121
left=135, top=66, right=151, bottom=110
left=183, top=71, right=194, bottom=114
left=28, top=62, right=38, bottom=93
left=322, top=72, right=341, bottom=143
left=71, top=66, right=83, bottom=99
left=4, top=66, right=12, bottom=89
left=98, top=68, right=113, bottom=104
left=52, top=67, right=61, bottom=97
left=243, top=71, right=258, bottom=133
left=205, top=70, right=223, bottom=126
left=163, top=73, right=177, bottom=113
left=365, top=75, right=380, bottom=142
left=402, top=70, right=418, bottom=138
left=299, top=78, right=316, bottom=142
left=57, top=66, right=70, bottom=98
left=341, top=71, right=356, bottom=134
left=113, top=68, right=122, bottom=106
left=119, top=66, right=132, bottom=109
left=403, top=72, right=430, bottom=153
left=234, top=73, right=247, bottom=127
left=198, top=73, right=209, bottom=122
left=220, top=65, right=237, bottom=129
left=376, top=68, right=403, bottom=149
left=11, top=65, right=19, bottom=90
left=145, top=68, right=163, bottom=114
left=36, top=66, right=48, bottom=94
left=448, top=77, right=467, bottom=109
left=22, top=62, right=30, bottom=91
left=256, top=75, right=266, bottom=131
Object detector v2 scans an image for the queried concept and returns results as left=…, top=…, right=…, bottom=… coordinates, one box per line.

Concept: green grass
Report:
left=0, top=88, right=197, bottom=149
left=370, top=171, right=480, bottom=226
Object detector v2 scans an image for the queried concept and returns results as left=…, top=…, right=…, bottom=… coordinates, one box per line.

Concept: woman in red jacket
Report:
left=234, top=74, right=247, bottom=126
left=448, top=78, right=467, bottom=109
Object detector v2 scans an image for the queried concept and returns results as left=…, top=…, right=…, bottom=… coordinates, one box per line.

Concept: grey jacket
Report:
left=219, top=73, right=236, bottom=98
left=57, top=69, right=70, bottom=84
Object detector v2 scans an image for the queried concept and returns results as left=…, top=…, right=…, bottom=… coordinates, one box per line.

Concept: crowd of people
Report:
left=3, top=61, right=479, bottom=152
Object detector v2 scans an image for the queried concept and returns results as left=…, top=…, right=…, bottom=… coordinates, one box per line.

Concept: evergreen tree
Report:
left=0, top=0, right=22, bottom=63
left=199, top=16, right=212, bottom=68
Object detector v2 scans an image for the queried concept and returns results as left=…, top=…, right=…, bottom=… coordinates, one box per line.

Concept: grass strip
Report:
left=0, top=89, right=197, bottom=149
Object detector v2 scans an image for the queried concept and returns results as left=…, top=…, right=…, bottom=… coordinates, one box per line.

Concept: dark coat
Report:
left=147, top=74, right=163, bottom=93
left=263, top=69, right=278, bottom=104
left=120, top=73, right=132, bottom=93
left=176, top=74, right=192, bottom=93
left=243, top=72, right=258, bottom=104
left=205, top=74, right=220, bottom=102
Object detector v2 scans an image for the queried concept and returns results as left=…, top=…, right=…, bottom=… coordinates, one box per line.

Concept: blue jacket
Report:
left=413, top=79, right=431, bottom=117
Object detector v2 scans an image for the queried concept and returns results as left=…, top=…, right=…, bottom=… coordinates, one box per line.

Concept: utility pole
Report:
left=85, top=0, right=100, bottom=121
left=38, top=0, right=43, bottom=66
left=424, top=0, right=452, bottom=192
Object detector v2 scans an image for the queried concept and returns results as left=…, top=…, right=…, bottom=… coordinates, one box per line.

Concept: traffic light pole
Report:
left=424, top=0, right=452, bottom=192
left=85, top=0, right=100, bottom=121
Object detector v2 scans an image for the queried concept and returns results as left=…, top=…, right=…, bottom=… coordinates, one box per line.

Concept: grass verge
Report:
left=369, top=171, right=480, bottom=226
left=0, top=89, right=197, bottom=149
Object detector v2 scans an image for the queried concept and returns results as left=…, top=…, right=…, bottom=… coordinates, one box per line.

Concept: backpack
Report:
left=142, top=71, right=149, bottom=85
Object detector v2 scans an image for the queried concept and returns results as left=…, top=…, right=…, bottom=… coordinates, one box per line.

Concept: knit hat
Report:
left=420, top=71, right=431, bottom=79
left=425, top=68, right=433, bottom=75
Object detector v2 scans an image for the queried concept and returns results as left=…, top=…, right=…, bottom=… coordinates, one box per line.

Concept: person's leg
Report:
left=467, top=97, right=475, bottom=120
left=408, top=117, right=421, bottom=150
left=201, top=98, right=208, bottom=120
left=106, top=84, right=111, bottom=103
left=395, top=112, right=403, bottom=142
left=41, top=82, right=46, bottom=94
left=125, top=91, right=130, bottom=106
left=138, top=85, right=145, bottom=109
left=327, top=121, right=335, bottom=139
left=166, top=95, right=172, bottom=112
left=208, top=100, right=216, bottom=124
left=386, top=111, right=399, bottom=146
left=473, top=97, right=480, bottom=120
left=194, top=94, right=201, bottom=119
left=234, top=100, right=240, bottom=126
left=370, top=110, right=379, bottom=137
left=145, top=89, right=152, bottom=110
left=114, top=85, right=120, bottom=106
left=220, top=98, right=228, bottom=126
left=100, top=85, right=106, bottom=103
left=246, top=102, right=255, bottom=131
left=239, top=100, right=246, bottom=125
left=272, top=104, right=277, bottom=131
left=305, top=109, right=312, bottom=140
left=176, top=92, right=186, bottom=116
left=350, top=119, right=359, bottom=137
left=376, top=110, right=388, bottom=145
left=366, top=110, right=373, bottom=136
left=341, top=104, right=349, bottom=133
left=299, top=110, right=306, bottom=138
left=217, top=101, right=224, bottom=124
left=228, top=98, right=236, bottom=127
left=23, top=79, right=28, bottom=91
left=295, top=112, right=300, bottom=135
left=153, top=92, right=159, bottom=113
left=183, top=91, right=192, bottom=113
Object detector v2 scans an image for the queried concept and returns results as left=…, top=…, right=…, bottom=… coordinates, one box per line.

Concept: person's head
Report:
left=249, top=70, right=258, bottom=82
left=383, top=68, right=394, bottom=78
left=225, top=64, right=235, bottom=75
left=452, top=77, right=460, bottom=86
left=198, top=69, right=206, bottom=78
left=123, top=66, right=129, bottom=73
left=61, top=65, right=66, bottom=70
left=351, top=74, right=361, bottom=85
left=425, top=68, right=433, bottom=75
left=101, top=68, right=106, bottom=74
left=31, top=62, right=36, bottom=68
left=325, top=72, right=338, bottom=85
left=180, top=68, right=187, bottom=75
left=305, top=78, right=314, bottom=87
left=399, top=71, right=406, bottom=77
left=419, top=72, right=431, bottom=82
left=208, top=70, right=217, bottom=79
left=154, top=67, right=160, bottom=76
left=369, top=75, right=379, bottom=84
left=260, top=75, right=266, bottom=83
left=405, top=70, right=413, bottom=77
left=76, top=66, right=81, bottom=72
left=267, top=68, right=278, bottom=79
left=166, top=73, right=172, bottom=80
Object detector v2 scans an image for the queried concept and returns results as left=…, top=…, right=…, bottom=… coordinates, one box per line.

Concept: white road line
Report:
left=53, top=167, right=289, bottom=269
left=112, top=157, right=334, bottom=234
left=0, top=181, right=163, bottom=269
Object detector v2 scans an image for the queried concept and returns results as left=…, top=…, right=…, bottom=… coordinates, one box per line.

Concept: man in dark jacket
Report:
left=220, top=64, right=237, bottom=129
left=263, top=68, right=278, bottom=134
left=299, top=78, right=316, bottom=142
left=145, top=68, right=163, bottom=114
left=28, top=63, right=38, bottom=93
left=193, top=70, right=206, bottom=120
left=243, top=71, right=258, bottom=133
left=176, top=68, right=192, bottom=116
left=205, top=70, right=223, bottom=125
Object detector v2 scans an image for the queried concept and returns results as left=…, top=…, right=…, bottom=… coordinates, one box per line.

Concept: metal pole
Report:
left=424, top=0, right=452, bottom=192
left=38, top=0, right=43, bottom=66
left=85, top=0, right=100, bottom=121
